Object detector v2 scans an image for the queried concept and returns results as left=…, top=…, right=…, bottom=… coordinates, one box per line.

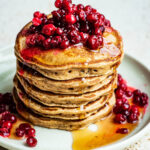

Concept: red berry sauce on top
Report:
left=25, top=0, right=111, bottom=50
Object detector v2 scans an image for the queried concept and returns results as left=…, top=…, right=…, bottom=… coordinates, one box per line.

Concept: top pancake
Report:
left=15, top=15, right=123, bottom=71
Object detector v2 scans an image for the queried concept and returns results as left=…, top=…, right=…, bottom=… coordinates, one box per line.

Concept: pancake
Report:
left=14, top=75, right=117, bottom=108
left=17, top=56, right=119, bottom=80
left=17, top=60, right=114, bottom=89
left=13, top=89, right=116, bottom=131
left=14, top=87, right=113, bottom=120
left=15, top=15, right=123, bottom=72
left=17, top=70, right=116, bottom=94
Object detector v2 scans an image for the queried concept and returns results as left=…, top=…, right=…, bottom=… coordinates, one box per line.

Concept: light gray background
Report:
left=0, top=0, right=150, bottom=149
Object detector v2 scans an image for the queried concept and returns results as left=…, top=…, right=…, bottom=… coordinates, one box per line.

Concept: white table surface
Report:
left=0, top=0, right=150, bottom=149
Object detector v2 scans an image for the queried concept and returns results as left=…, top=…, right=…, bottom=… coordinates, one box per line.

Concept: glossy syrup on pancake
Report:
left=20, top=28, right=121, bottom=68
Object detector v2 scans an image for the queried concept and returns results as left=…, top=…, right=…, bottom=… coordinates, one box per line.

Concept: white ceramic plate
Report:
left=0, top=46, right=149, bottom=150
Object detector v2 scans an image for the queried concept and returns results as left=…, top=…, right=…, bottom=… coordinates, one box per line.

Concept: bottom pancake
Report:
left=13, top=89, right=116, bottom=131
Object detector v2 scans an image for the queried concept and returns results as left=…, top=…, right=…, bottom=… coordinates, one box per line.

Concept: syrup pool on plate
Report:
left=72, top=114, right=137, bottom=150
left=72, top=74, right=148, bottom=150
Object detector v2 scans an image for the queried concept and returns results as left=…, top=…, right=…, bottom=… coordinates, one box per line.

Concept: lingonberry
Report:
left=92, top=8, right=97, bottom=13
left=133, top=95, right=141, bottom=106
left=126, top=90, right=133, bottom=97
left=88, top=35, right=100, bottom=49
left=28, top=25, right=37, bottom=33
left=60, top=40, right=70, bottom=49
left=130, top=105, right=139, bottom=115
left=54, top=36, right=62, bottom=45
left=116, top=128, right=129, bottom=134
left=52, top=10, right=61, bottom=21
left=61, top=35, right=68, bottom=41
left=121, top=103, right=130, bottom=111
left=26, top=137, right=37, bottom=147
left=99, top=14, right=105, bottom=22
left=41, top=14, right=48, bottom=24
left=119, top=83, right=127, bottom=91
left=43, top=38, right=51, bottom=49
left=84, top=5, right=92, bottom=14
left=16, top=128, right=25, bottom=137
left=55, top=0, right=63, bottom=8
left=133, top=89, right=141, bottom=96
left=80, top=23, right=90, bottom=33
left=77, top=4, right=84, bottom=10
left=26, top=128, right=36, bottom=137
left=116, top=99, right=123, bottom=106
left=118, top=74, right=123, bottom=84
left=140, top=93, right=149, bottom=106
left=123, top=110, right=130, bottom=117
left=9, top=114, right=17, bottom=123
left=33, top=11, right=43, bottom=18
left=78, top=10, right=86, bottom=21
left=64, top=2, right=74, bottom=13
left=128, top=113, right=139, bottom=123
left=32, top=17, right=42, bottom=26
left=71, top=35, right=81, bottom=44
left=97, top=36, right=103, bottom=46
left=72, top=4, right=77, bottom=12
left=69, top=29, right=78, bottom=37
left=65, top=14, right=77, bottom=24
left=42, top=24, right=56, bottom=36
left=56, top=28, right=63, bottom=35
left=50, top=39, right=58, bottom=48
left=115, top=88, right=125, bottom=99
left=0, top=128, right=10, bottom=137
left=94, top=28, right=102, bottom=35
left=104, top=19, right=111, bottom=27
left=26, top=34, right=37, bottom=47
left=114, top=114, right=126, bottom=124
left=133, top=91, right=148, bottom=107
left=87, top=13, right=98, bottom=23
left=2, top=121, right=12, bottom=129
left=19, top=123, right=31, bottom=131
left=80, top=32, right=89, bottom=43
left=36, top=34, right=45, bottom=46
left=94, top=20, right=103, bottom=28
left=99, top=26, right=105, bottom=33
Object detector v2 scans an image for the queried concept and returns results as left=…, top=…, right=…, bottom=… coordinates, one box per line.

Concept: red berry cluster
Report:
left=0, top=92, right=37, bottom=147
left=0, top=111, right=17, bottom=137
left=0, top=93, right=17, bottom=137
left=26, top=0, right=111, bottom=50
left=16, top=123, right=37, bottom=147
left=114, top=74, right=149, bottom=125
left=133, top=89, right=149, bottom=107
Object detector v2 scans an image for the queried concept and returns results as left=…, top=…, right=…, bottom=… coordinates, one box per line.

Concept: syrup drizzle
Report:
left=72, top=112, right=142, bottom=150
left=72, top=85, right=145, bottom=150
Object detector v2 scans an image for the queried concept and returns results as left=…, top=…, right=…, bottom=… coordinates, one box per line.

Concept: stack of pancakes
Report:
left=13, top=21, right=123, bottom=130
